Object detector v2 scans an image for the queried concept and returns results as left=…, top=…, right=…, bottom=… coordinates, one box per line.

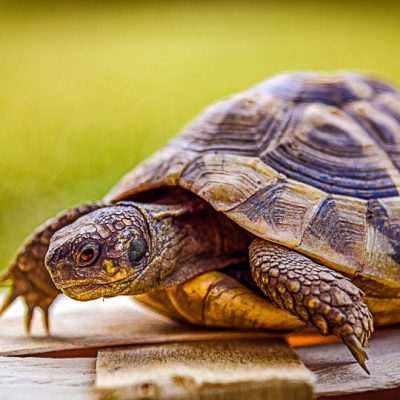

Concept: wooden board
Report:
left=0, top=356, right=96, bottom=400
left=297, top=330, right=400, bottom=397
left=1, top=334, right=400, bottom=400
left=2, top=290, right=400, bottom=399
left=96, top=339, right=315, bottom=400
left=0, top=290, right=339, bottom=357
left=0, top=293, right=281, bottom=356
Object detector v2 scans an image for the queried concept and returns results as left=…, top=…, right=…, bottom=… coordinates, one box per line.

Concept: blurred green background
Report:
left=1, top=1, right=400, bottom=274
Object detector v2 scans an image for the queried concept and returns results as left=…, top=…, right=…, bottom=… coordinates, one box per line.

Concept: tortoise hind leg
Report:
left=0, top=202, right=104, bottom=333
left=249, top=238, right=373, bottom=374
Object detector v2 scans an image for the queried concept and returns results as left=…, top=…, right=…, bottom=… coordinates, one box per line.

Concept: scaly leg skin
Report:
left=249, top=238, right=374, bottom=374
left=0, top=203, right=104, bottom=333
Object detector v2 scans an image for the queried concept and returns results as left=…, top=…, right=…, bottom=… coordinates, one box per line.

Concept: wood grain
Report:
left=297, top=330, right=400, bottom=396
left=2, top=290, right=400, bottom=399
left=0, top=356, right=96, bottom=400
left=96, top=339, right=315, bottom=400
left=0, top=293, right=284, bottom=356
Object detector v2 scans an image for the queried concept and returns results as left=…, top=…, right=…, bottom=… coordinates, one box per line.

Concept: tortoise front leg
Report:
left=249, top=238, right=373, bottom=374
left=135, top=270, right=304, bottom=331
left=0, top=203, right=104, bottom=333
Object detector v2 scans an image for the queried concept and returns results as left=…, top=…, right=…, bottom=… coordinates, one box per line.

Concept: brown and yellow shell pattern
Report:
left=108, top=72, right=400, bottom=298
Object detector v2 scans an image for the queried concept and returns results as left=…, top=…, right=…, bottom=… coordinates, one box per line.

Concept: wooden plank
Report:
left=0, top=293, right=282, bottom=356
left=319, top=389, right=400, bottom=400
left=0, top=356, right=96, bottom=400
left=3, top=290, right=400, bottom=399
left=96, top=339, right=315, bottom=400
left=296, top=330, right=400, bottom=397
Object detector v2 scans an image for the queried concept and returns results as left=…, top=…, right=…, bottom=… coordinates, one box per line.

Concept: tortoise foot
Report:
left=0, top=203, right=104, bottom=333
left=0, top=263, right=57, bottom=334
left=249, top=238, right=374, bottom=373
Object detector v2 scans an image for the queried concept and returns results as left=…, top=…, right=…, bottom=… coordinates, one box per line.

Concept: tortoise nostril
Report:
left=45, top=250, right=58, bottom=274
left=45, top=245, right=67, bottom=274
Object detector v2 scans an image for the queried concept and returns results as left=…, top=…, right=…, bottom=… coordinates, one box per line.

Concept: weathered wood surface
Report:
left=1, top=290, right=400, bottom=399
left=0, top=356, right=96, bottom=400
left=96, top=339, right=315, bottom=400
left=0, top=291, right=341, bottom=356
left=297, top=330, right=400, bottom=397
left=1, top=334, right=399, bottom=400
left=95, top=330, right=400, bottom=399
left=0, top=293, right=282, bottom=356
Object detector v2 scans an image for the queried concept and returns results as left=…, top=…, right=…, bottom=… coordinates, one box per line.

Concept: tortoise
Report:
left=2, top=72, right=400, bottom=374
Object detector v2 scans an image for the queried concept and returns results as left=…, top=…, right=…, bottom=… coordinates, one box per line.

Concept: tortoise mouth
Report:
left=59, top=264, right=260, bottom=302
left=56, top=275, right=128, bottom=290
left=60, top=278, right=134, bottom=301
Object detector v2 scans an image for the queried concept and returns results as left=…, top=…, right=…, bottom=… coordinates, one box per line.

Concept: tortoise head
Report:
left=45, top=205, right=158, bottom=301
left=45, top=198, right=247, bottom=301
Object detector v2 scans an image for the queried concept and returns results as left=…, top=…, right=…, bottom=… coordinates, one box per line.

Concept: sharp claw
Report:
left=343, top=334, right=370, bottom=374
left=0, top=290, right=19, bottom=316
left=41, top=307, right=50, bottom=335
left=25, top=305, right=35, bottom=334
left=360, top=331, right=366, bottom=347
left=0, top=272, right=11, bottom=283
left=1, top=279, right=56, bottom=334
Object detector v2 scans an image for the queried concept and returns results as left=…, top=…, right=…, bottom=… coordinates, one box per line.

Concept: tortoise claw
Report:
left=23, top=297, right=55, bottom=335
left=0, top=288, right=19, bottom=316
left=1, top=268, right=57, bottom=334
left=0, top=272, right=11, bottom=283
left=343, top=334, right=370, bottom=374
left=41, top=305, right=51, bottom=335
left=25, top=304, right=35, bottom=334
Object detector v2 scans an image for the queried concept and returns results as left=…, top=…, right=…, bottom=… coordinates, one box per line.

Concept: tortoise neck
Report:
left=133, top=199, right=251, bottom=291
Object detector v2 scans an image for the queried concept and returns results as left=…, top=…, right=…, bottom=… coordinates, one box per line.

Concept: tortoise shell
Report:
left=107, top=72, right=400, bottom=297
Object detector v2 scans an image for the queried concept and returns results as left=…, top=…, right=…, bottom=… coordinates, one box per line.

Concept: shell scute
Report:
left=355, top=197, right=400, bottom=297
left=254, top=73, right=361, bottom=105
left=179, top=154, right=279, bottom=212
left=179, top=94, right=291, bottom=157
left=298, top=196, right=368, bottom=276
left=347, top=97, right=400, bottom=170
left=107, top=146, right=195, bottom=202
left=260, top=102, right=400, bottom=199
left=228, top=178, right=325, bottom=248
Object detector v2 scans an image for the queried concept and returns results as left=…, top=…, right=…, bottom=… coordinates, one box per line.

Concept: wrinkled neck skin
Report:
left=47, top=196, right=250, bottom=301
left=138, top=202, right=250, bottom=293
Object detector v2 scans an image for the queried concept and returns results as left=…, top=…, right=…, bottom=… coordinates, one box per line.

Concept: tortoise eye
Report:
left=129, top=238, right=147, bottom=263
left=76, top=243, right=100, bottom=266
